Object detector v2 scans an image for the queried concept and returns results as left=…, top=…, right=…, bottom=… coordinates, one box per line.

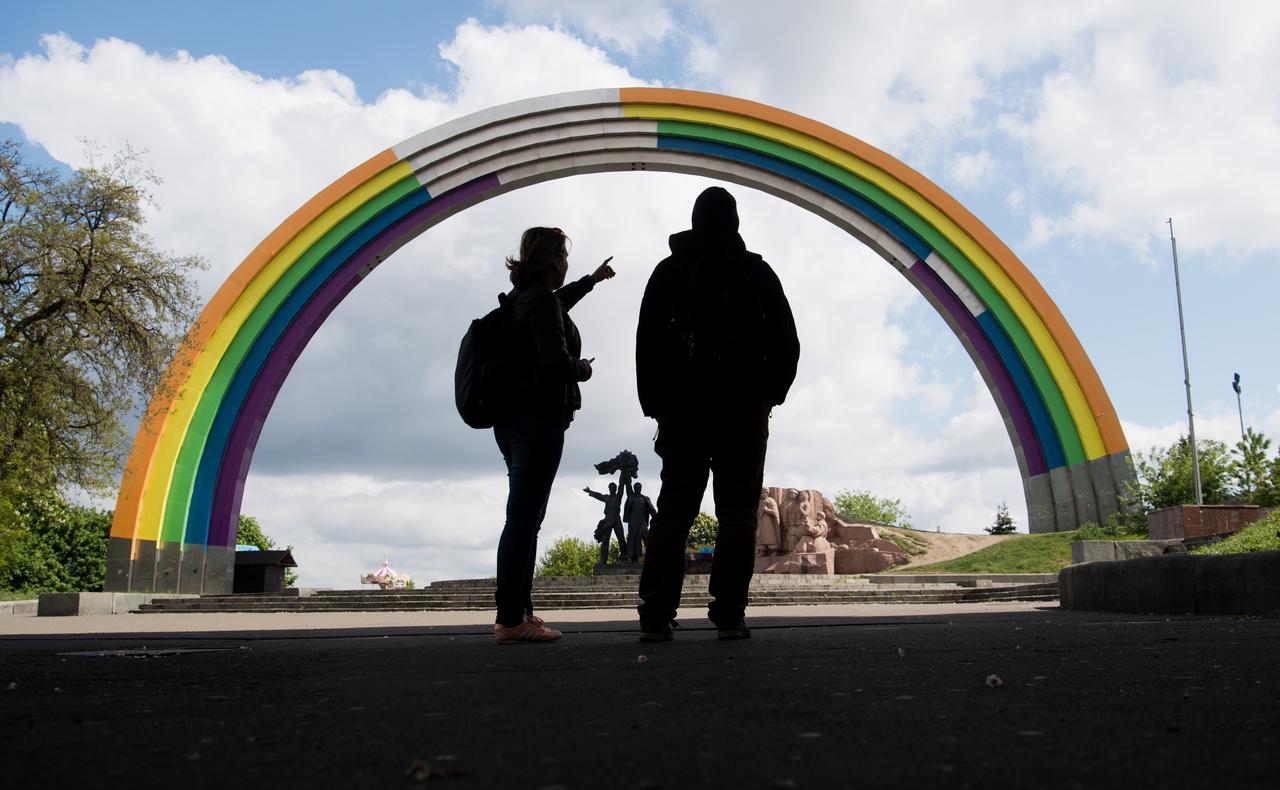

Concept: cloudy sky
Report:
left=2, top=1, right=1277, bottom=588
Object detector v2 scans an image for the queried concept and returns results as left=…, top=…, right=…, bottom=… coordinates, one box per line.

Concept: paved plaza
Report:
left=2, top=602, right=1277, bottom=788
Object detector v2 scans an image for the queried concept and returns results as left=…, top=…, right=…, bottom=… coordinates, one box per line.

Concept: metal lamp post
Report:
left=1167, top=218, right=1202, bottom=505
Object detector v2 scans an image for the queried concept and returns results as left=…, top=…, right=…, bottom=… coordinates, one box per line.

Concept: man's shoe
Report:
left=639, top=620, right=679, bottom=642
left=716, top=620, right=751, bottom=641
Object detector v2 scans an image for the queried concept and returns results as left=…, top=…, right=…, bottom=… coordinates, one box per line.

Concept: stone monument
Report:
left=754, top=487, right=910, bottom=574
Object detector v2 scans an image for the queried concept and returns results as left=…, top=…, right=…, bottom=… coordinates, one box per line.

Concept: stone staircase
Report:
left=135, top=574, right=1058, bottom=613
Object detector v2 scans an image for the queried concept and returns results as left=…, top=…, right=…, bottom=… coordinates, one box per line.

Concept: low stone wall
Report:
left=1, top=599, right=37, bottom=615
left=1059, top=550, right=1280, bottom=615
left=37, top=592, right=197, bottom=616
left=1148, top=505, right=1274, bottom=541
left=1070, top=539, right=1184, bottom=564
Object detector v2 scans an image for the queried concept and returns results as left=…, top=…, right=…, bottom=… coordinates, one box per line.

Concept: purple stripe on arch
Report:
left=909, top=260, right=1047, bottom=477
left=207, top=174, right=502, bottom=547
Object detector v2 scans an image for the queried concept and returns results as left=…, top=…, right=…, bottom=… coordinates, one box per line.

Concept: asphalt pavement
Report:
left=1, top=602, right=1277, bottom=789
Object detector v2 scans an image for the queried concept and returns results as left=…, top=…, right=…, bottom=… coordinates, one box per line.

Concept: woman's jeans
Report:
left=494, top=414, right=565, bottom=627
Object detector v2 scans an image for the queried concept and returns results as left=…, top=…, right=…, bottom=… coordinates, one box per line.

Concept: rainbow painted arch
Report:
left=105, top=88, right=1136, bottom=594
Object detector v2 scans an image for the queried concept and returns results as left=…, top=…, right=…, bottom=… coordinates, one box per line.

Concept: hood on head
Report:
left=691, top=186, right=739, bottom=234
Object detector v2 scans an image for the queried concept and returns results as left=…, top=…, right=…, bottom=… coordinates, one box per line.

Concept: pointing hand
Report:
left=591, top=257, right=615, bottom=283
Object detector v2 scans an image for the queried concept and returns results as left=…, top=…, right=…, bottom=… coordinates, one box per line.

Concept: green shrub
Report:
left=1135, top=436, right=1234, bottom=510
left=1073, top=523, right=1109, bottom=542
left=834, top=489, right=913, bottom=529
left=0, top=490, right=110, bottom=594
left=687, top=512, right=718, bottom=550
left=1192, top=510, right=1280, bottom=555
left=1071, top=511, right=1149, bottom=543
left=536, top=535, right=621, bottom=576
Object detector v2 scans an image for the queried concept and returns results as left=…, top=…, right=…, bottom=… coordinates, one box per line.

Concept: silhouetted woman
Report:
left=493, top=227, right=614, bottom=643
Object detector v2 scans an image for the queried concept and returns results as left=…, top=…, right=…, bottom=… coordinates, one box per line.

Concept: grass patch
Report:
left=0, top=589, right=39, bottom=602
left=1072, top=512, right=1149, bottom=542
left=877, top=525, right=931, bottom=556
left=1073, top=523, right=1148, bottom=542
left=892, top=531, right=1078, bottom=574
left=1192, top=510, right=1280, bottom=556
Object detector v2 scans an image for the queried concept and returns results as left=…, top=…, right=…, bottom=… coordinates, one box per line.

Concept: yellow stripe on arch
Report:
left=622, top=86, right=1127, bottom=457
left=623, top=101, right=1108, bottom=461
left=133, top=161, right=417, bottom=542
left=111, top=149, right=402, bottom=543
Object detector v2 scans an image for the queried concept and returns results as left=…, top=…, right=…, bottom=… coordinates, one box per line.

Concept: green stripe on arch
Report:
left=159, top=174, right=427, bottom=543
left=654, top=119, right=1087, bottom=466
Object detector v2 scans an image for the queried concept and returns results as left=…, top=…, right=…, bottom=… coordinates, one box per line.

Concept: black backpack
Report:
left=454, top=293, right=513, bottom=429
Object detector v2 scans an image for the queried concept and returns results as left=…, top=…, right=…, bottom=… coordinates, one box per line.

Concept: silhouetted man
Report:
left=635, top=186, right=799, bottom=641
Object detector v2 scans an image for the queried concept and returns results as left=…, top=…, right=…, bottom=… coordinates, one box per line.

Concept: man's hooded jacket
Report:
left=635, top=187, right=800, bottom=418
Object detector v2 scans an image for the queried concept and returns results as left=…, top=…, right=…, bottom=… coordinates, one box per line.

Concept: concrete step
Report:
left=136, top=582, right=1058, bottom=613
left=155, top=585, right=1058, bottom=603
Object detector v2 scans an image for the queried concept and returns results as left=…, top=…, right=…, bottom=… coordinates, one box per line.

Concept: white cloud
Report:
left=438, top=18, right=646, bottom=114
left=1122, top=403, right=1280, bottom=464
left=664, top=1, right=1280, bottom=264
left=948, top=150, right=995, bottom=189
left=1119, top=419, right=1186, bottom=460
left=1269, top=386, right=1280, bottom=437
left=240, top=472, right=507, bottom=587
left=998, top=4, right=1280, bottom=262
left=0, top=33, right=453, bottom=295
left=680, top=0, right=1111, bottom=158
left=489, top=1, right=677, bottom=56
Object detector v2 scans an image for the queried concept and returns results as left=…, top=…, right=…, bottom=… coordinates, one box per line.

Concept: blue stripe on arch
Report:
left=658, top=132, right=1067, bottom=470
left=185, top=186, right=434, bottom=545
left=656, top=135, right=933, bottom=261
left=977, top=312, right=1066, bottom=470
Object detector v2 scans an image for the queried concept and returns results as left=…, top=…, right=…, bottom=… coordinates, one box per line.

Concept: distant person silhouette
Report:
left=634, top=186, right=799, bottom=641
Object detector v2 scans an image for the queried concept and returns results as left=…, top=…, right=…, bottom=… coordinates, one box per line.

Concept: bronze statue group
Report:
left=483, top=187, right=800, bottom=644
left=583, top=449, right=656, bottom=565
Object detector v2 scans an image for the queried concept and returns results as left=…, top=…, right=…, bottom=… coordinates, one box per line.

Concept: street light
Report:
left=1233, top=373, right=1244, bottom=444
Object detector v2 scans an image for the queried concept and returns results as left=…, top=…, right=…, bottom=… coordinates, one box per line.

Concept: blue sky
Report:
left=2, top=1, right=475, bottom=96
left=3, top=1, right=1277, bottom=586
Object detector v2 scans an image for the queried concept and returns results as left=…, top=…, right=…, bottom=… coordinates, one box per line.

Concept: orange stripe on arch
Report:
left=619, top=87, right=1127, bottom=455
left=109, top=147, right=400, bottom=540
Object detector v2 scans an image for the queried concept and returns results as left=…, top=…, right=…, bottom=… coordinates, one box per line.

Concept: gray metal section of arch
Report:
left=280, top=96, right=1130, bottom=547
left=377, top=133, right=1098, bottom=532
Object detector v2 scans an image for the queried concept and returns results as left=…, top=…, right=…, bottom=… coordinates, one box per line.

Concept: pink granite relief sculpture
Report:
left=753, top=488, right=910, bottom=574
